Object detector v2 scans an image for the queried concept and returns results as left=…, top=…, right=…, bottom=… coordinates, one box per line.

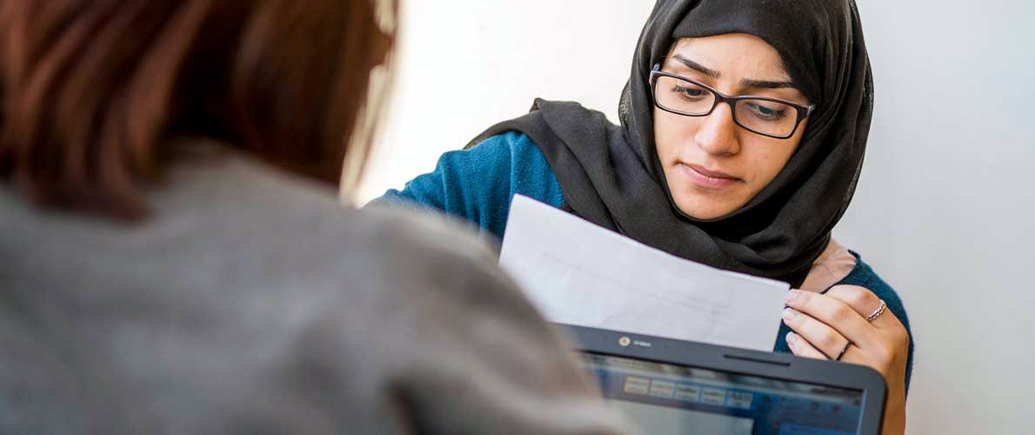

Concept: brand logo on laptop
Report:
left=618, top=335, right=652, bottom=348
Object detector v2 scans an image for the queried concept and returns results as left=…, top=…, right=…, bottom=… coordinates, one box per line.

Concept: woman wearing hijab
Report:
left=379, top=0, right=914, bottom=432
left=0, top=1, right=634, bottom=434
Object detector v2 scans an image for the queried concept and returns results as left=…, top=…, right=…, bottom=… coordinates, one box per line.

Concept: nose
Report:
left=693, top=102, right=740, bottom=156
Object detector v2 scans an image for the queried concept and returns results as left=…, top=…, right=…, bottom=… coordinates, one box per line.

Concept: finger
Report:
left=785, top=331, right=828, bottom=360
left=782, top=308, right=850, bottom=359
left=825, top=285, right=903, bottom=330
left=786, top=289, right=879, bottom=349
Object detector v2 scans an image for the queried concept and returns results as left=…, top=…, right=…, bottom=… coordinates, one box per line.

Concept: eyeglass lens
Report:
left=654, top=75, right=800, bottom=138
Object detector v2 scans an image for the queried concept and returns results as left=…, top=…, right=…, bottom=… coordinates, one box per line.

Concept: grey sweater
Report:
left=0, top=145, right=632, bottom=435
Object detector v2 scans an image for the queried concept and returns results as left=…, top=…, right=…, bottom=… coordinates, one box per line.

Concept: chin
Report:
left=673, top=198, right=731, bottom=220
left=670, top=200, right=728, bottom=220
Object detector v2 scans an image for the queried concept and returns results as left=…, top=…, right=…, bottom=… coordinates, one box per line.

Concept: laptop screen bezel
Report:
left=557, top=323, right=886, bottom=435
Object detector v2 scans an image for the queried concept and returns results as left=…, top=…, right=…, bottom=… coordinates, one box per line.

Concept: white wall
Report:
left=358, top=1, right=1035, bottom=433
left=356, top=0, right=650, bottom=201
left=837, top=1, right=1035, bottom=433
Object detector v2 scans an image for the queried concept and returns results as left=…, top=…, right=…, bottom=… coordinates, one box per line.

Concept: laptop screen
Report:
left=579, top=352, right=865, bottom=435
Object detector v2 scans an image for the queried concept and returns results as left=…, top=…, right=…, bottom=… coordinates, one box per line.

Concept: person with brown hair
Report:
left=0, top=1, right=632, bottom=434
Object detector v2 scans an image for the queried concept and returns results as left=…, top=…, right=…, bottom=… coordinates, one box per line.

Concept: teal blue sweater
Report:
left=378, top=131, right=914, bottom=389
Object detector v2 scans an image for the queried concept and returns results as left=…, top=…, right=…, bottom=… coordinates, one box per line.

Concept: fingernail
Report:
left=786, top=289, right=801, bottom=303
left=782, top=308, right=796, bottom=321
left=785, top=332, right=797, bottom=345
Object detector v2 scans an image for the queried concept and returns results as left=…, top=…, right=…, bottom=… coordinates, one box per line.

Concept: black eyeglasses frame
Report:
left=649, top=63, right=815, bottom=140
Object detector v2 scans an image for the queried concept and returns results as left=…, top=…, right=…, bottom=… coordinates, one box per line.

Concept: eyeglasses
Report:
left=649, top=64, right=815, bottom=139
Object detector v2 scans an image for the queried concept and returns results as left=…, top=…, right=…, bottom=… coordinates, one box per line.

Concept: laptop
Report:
left=560, top=324, right=886, bottom=435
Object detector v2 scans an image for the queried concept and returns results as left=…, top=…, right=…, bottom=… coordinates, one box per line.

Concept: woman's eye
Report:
left=745, top=102, right=787, bottom=121
left=672, top=85, right=706, bottom=100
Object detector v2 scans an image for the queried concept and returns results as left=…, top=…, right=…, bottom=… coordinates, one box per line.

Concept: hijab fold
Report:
left=469, top=0, right=872, bottom=287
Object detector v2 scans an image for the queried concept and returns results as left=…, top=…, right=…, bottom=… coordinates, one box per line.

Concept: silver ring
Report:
left=865, top=299, right=887, bottom=322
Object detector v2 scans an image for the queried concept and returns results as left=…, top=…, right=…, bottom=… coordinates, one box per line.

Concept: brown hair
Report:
left=0, top=0, right=394, bottom=219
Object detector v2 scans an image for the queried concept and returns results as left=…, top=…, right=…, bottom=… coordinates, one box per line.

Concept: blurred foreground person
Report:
left=0, top=1, right=631, bottom=434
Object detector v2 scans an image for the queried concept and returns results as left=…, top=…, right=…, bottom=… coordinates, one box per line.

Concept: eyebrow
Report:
left=741, top=78, right=797, bottom=89
left=672, top=54, right=719, bottom=77
left=671, top=54, right=797, bottom=90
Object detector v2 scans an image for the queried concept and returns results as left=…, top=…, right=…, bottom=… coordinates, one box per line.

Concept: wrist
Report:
left=882, top=392, right=907, bottom=435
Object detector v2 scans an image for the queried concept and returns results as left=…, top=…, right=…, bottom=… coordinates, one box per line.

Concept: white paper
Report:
left=499, top=195, right=789, bottom=351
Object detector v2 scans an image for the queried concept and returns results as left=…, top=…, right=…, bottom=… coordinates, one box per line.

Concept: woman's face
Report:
left=654, top=33, right=810, bottom=220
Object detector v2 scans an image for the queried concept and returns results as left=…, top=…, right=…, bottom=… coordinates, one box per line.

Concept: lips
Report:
left=680, top=163, right=741, bottom=189
left=686, top=164, right=737, bottom=179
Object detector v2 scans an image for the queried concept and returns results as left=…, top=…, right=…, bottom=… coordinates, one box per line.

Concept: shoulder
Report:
left=0, top=152, right=564, bottom=432
left=437, top=131, right=550, bottom=192
left=468, top=132, right=565, bottom=237
left=145, top=147, right=520, bottom=312
left=352, top=206, right=511, bottom=286
left=218, top=159, right=515, bottom=302
left=462, top=131, right=555, bottom=185
left=475, top=131, right=563, bottom=202
left=379, top=131, right=564, bottom=239
left=230, top=174, right=534, bottom=320
left=467, top=130, right=540, bottom=158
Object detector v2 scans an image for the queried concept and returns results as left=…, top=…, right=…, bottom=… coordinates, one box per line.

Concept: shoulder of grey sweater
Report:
left=353, top=204, right=538, bottom=321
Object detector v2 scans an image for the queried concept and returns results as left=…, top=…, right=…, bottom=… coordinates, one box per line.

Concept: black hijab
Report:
left=469, top=0, right=872, bottom=287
